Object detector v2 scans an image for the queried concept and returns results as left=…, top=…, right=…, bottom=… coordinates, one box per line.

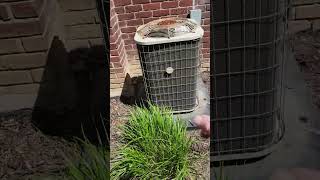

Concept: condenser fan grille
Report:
left=137, top=17, right=198, bottom=39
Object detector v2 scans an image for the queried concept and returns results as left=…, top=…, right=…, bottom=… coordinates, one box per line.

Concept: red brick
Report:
left=116, top=72, right=126, bottom=78
left=111, top=8, right=116, bottom=17
left=203, top=18, right=210, bottom=25
left=110, top=67, right=124, bottom=73
left=143, top=17, right=159, bottom=23
left=0, top=5, right=9, bottom=21
left=202, top=11, right=210, bottom=18
left=110, top=43, right=117, bottom=50
left=202, top=25, right=209, bottom=31
left=121, top=26, right=136, bottom=33
left=124, top=39, right=135, bottom=45
left=132, top=44, right=137, bottom=49
left=118, top=41, right=124, bottom=50
left=120, top=55, right=126, bottom=64
left=118, top=13, right=135, bottom=21
left=110, top=0, right=114, bottom=8
left=122, top=34, right=129, bottom=39
left=151, top=0, right=165, bottom=2
left=179, top=0, right=192, bottom=7
left=202, top=37, right=210, bottom=43
left=110, top=46, right=123, bottom=57
left=110, top=29, right=121, bottom=43
left=113, top=62, right=123, bottom=68
left=112, top=37, right=121, bottom=48
left=110, top=35, right=118, bottom=46
left=178, top=14, right=188, bottom=18
left=126, top=54, right=136, bottom=60
left=0, top=20, right=44, bottom=38
left=21, top=33, right=49, bottom=52
left=161, top=1, right=178, bottom=9
left=135, top=11, right=152, bottom=18
left=125, top=45, right=133, bottom=50
left=203, top=31, right=209, bottom=37
left=0, top=39, right=24, bottom=55
left=201, top=58, right=209, bottom=63
left=125, top=5, right=142, bottom=13
left=110, top=73, right=117, bottom=79
left=0, top=71, right=33, bottom=85
left=128, top=33, right=135, bottom=39
left=111, top=49, right=119, bottom=56
left=197, top=0, right=206, bottom=5
left=114, top=7, right=124, bottom=14
left=203, top=53, right=210, bottom=58
left=201, top=48, right=209, bottom=54
left=203, top=42, right=209, bottom=48
left=111, top=56, right=121, bottom=62
left=143, top=3, right=160, bottom=10
left=114, top=0, right=131, bottom=6
left=127, top=19, right=143, bottom=26
left=153, top=9, right=169, bottom=17
left=195, top=5, right=206, bottom=12
left=110, top=23, right=119, bottom=36
left=11, top=2, right=38, bottom=18
left=132, top=0, right=150, bottom=4
left=119, top=21, right=126, bottom=27
left=170, top=8, right=188, bottom=15
left=206, top=4, right=210, bottom=11
left=126, top=50, right=138, bottom=55
left=110, top=16, right=117, bottom=27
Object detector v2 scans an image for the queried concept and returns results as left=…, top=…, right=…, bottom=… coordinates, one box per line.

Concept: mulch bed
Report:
left=290, top=30, right=320, bottom=108
left=0, top=71, right=211, bottom=180
left=0, top=109, right=78, bottom=180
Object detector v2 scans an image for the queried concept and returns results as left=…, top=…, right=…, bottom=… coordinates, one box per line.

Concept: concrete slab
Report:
left=212, top=49, right=320, bottom=180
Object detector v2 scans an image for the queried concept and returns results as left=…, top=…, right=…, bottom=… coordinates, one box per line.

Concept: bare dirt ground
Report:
left=290, top=30, right=320, bottom=109
left=110, top=72, right=211, bottom=179
left=0, top=109, right=78, bottom=180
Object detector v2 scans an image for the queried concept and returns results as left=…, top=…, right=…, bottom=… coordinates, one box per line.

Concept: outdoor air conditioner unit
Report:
left=211, top=0, right=288, bottom=161
left=134, top=17, right=204, bottom=113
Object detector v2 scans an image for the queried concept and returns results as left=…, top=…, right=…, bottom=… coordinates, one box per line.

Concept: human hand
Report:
left=192, top=115, right=210, bottom=138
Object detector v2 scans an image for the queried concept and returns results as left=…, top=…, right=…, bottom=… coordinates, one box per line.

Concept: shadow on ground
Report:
left=31, top=36, right=109, bottom=146
left=119, top=74, right=148, bottom=107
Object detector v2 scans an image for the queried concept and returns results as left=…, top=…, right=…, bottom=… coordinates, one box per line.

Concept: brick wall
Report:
left=0, top=0, right=105, bottom=110
left=0, top=0, right=55, bottom=97
left=110, top=0, right=128, bottom=95
left=289, top=0, right=320, bottom=34
left=109, top=0, right=210, bottom=96
left=58, top=0, right=103, bottom=50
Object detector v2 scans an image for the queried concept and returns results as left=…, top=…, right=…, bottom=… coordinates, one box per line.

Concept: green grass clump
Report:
left=111, top=103, right=193, bottom=179
left=65, top=138, right=109, bottom=180
left=64, top=116, right=110, bottom=180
